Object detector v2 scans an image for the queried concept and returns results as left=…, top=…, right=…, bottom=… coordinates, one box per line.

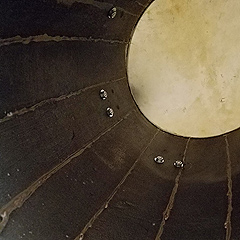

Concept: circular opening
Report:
left=128, top=0, right=240, bottom=138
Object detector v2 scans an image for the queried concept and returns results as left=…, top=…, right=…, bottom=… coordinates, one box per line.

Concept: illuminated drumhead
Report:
left=128, top=0, right=240, bottom=138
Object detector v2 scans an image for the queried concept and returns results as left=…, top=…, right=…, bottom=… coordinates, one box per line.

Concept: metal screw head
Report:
left=173, top=160, right=184, bottom=168
left=108, top=7, right=117, bottom=19
left=100, top=89, right=108, bottom=100
left=106, top=107, right=114, bottom=118
left=154, top=156, right=164, bottom=164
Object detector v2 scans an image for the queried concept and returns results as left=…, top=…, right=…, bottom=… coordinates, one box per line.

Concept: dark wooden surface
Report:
left=83, top=132, right=188, bottom=240
left=0, top=41, right=126, bottom=115
left=0, top=79, right=134, bottom=207
left=228, top=130, right=240, bottom=240
left=161, top=137, right=228, bottom=240
left=0, top=0, right=239, bottom=239
left=0, top=0, right=143, bottom=40
left=0, top=111, right=156, bottom=240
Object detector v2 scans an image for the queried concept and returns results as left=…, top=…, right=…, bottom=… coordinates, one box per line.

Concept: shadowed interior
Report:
left=0, top=1, right=239, bottom=240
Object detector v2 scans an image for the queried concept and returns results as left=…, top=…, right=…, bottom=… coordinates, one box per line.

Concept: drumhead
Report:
left=128, top=0, right=240, bottom=138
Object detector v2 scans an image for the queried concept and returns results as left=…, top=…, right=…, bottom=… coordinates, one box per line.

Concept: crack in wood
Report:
left=0, top=110, right=133, bottom=234
left=224, top=135, right=232, bottom=240
left=74, top=129, right=160, bottom=240
left=0, top=77, right=125, bottom=124
left=135, top=1, right=146, bottom=7
left=0, top=34, right=128, bottom=48
left=154, top=137, right=191, bottom=240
